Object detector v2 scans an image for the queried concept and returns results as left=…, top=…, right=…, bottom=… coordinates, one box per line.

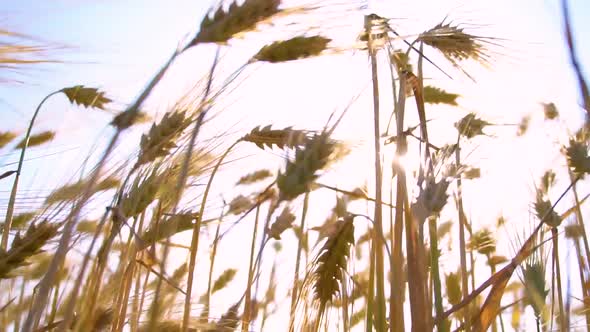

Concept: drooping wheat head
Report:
left=311, top=216, right=354, bottom=321
left=136, top=110, right=192, bottom=167
left=0, top=220, right=58, bottom=279
left=190, top=0, right=282, bottom=46
left=277, top=132, right=336, bottom=201
left=253, top=36, right=331, bottom=63
left=242, top=125, right=309, bottom=150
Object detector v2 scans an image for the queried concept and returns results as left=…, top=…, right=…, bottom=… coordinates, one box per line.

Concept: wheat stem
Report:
left=455, top=141, right=471, bottom=331
left=203, top=209, right=224, bottom=324
left=1, top=90, right=60, bottom=250
left=24, top=46, right=179, bottom=332
left=366, top=233, right=375, bottom=332
left=182, top=138, right=241, bottom=332
left=429, top=216, right=446, bottom=332
left=365, top=14, right=387, bottom=332
left=289, top=191, right=309, bottom=322
left=242, top=205, right=260, bottom=331
left=551, top=228, right=566, bottom=331
left=390, top=55, right=407, bottom=332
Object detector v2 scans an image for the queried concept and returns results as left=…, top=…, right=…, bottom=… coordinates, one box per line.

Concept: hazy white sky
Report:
left=1, top=0, right=589, bottom=331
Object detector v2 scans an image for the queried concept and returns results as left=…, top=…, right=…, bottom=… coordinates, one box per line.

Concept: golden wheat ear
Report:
left=236, top=169, right=273, bottom=185
left=188, top=0, right=281, bottom=46
left=311, top=216, right=354, bottom=322
left=277, top=132, right=337, bottom=201
left=61, top=85, right=112, bottom=110
left=0, top=220, right=58, bottom=279
left=0, top=131, right=17, bottom=149
left=242, top=125, right=309, bottom=150
left=253, top=35, right=331, bottom=63
left=418, top=20, right=494, bottom=74
left=136, top=110, right=191, bottom=167
left=14, top=131, right=55, bottom=149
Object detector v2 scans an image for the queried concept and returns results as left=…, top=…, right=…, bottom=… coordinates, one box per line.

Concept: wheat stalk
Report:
left=242, top=125, right=308, bottom=150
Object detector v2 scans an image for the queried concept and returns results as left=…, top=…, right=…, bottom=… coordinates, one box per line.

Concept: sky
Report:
left=1, top=0, right=590, bottom=331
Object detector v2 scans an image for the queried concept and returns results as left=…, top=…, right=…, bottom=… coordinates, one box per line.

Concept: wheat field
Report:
left=1, top=0, right=590, bottom=331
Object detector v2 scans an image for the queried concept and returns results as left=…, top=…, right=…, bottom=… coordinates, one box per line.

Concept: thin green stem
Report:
left=182, top=139, right=242, bottom=331
left=366, top=237, right=375, bottom=332
left=242, top=205, right=260, bottom=332
left=455, top=142, right=471, bottom=332
left=289, top=191, right=309, bottom=323
left=204, top=210, right=224, bottom=323
left=1, top=90, right=60, bottom=250
left=429, top=216, right=446, bottom=332
left=551, top=228, right=566, bottom=331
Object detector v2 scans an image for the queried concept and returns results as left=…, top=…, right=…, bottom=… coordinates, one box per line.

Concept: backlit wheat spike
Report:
left=61, top=85, right=111, bottom=110
left=212, top=301, right=242, bottom=331
left=390, top=49, right=412, bottom=72
left=136, top=110, right=190, bottom=167
left=189, top=0, right=281, bottom=46
left=253, top=36, right=331, bottom=63
left=0, top=220, right=58, bottom=279
left=565, top=224, right=585, bottom=239
left=227, top=195, right=253, bottom=215
left=521, top=256, right=548, bottom=320
left=565, top=139, right=590, bottom=175
left=312, top=216, right=354, bottom=316
left=14, top=130, right=55, bottom=149
left=0, top=212, right=36, bottom=232
left=517, top=114, right=531, bottom=136
left=120, top=168, right=161, bottom=219
left=418, top=20, right=491, bottom=67
left=211, top=268, right=238, bottom=294
left=423, top=86, right=459, bottom=106
left=236, top=169, right=272, bottom=185
left=75, top=220, right=98, bottom=234
left=455, top=113, right=491, bottom=139
left=534, top=192, right=561, bottom=228
left=277, top=132, right=336, bottom=201
left=15, top=252, right=51, bottom=280
left=157, top=150, right=215, bottom=210
left=45, top=176, right=120, bottom=205
left=469, top=229, right=496, bottom=256
left=543, top=102, right=559, bottom=120
left=350, top=308, right=367, bottom=327
left=91, top=307, right=113, bottom=331
left=138, top=321, right=198, bottom=332
left=487, top=255, right=508, bottom=267
left=412, top=177, right=450, bottom=222
left=266, top=206, right=296, bottom=240
left=0, top=131, right=17, bottom=149
left=445, top=271, right=462, bottom=305
left=139, top=212, right=197, bottom=249
left=111, top=110, right=151, bottom=129
left=242, top=125, right=308, bottom=150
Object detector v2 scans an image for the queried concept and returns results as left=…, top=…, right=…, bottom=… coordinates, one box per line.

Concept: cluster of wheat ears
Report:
left=0, top=0, right=589, bottom=331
